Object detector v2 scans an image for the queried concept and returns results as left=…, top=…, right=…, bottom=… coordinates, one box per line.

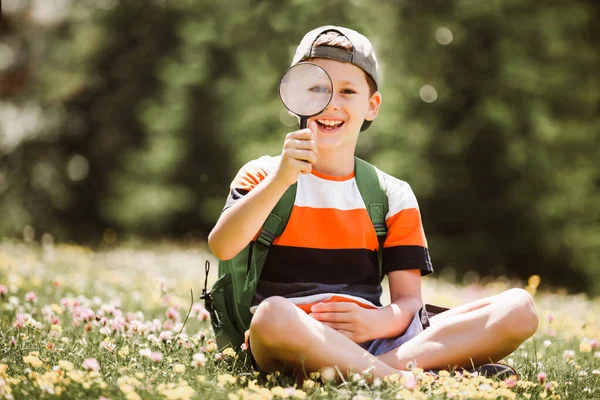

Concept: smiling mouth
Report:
left=316, top=119, right=345, bottom=130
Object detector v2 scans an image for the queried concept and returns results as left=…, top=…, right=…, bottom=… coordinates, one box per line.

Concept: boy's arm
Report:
left=373, top=269, right=423, bottom=338
left=208, top=174, right=290, bottom=260
left=208, top=123, right=318, bottom=260
left=309, top=269, right=422, bottom=343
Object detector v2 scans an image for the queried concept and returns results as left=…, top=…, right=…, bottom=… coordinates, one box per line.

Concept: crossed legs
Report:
left=249, top=288, right=538, bottom=378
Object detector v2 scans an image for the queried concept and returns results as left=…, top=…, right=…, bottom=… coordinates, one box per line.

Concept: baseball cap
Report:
left=291, top=25, right=380, bottom=131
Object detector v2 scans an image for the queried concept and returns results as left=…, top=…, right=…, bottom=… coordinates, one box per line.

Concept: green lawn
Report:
left=0, top=239, right=598, bottom=399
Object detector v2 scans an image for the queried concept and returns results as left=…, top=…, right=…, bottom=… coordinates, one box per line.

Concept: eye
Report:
left=309, top=85, right=331, bottom=93
left=341, top=89, right=356, bottom=94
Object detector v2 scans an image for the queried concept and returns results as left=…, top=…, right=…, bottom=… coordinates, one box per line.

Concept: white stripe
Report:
left=294, top=173, right=366, bottom=210
left=376, top=168, right=419, bottom=219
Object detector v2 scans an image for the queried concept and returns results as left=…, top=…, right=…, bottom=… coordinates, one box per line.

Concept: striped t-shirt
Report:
left=223, top=155, right=434, bottom=309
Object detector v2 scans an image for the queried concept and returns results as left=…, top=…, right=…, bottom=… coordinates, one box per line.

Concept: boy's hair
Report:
left=312, top=31, right=378, bottom=97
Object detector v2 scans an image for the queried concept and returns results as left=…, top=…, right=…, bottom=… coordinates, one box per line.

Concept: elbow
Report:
left=207, top=230, right=236, bottom=260
left=207, top=230, right=225, bottom=260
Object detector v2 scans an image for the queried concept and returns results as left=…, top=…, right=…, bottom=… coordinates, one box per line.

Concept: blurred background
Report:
left=1, top=0, right=598, bottom=295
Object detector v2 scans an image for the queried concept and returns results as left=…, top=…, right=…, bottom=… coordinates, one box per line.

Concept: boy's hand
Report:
left=309, top=302, right=381, bottom=343
left=272, top=121, right=318, bottom=187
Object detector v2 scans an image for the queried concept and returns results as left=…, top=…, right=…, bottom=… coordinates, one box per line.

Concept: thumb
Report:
left=308, top=120, right=318, bottom=137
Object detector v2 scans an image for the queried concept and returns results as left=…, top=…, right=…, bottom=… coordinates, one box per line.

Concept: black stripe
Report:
left=253, top=281, right=383, bottom=307
left=260, top=246, right=380, bottom=285
left=383, top=246, right=434, bottom=276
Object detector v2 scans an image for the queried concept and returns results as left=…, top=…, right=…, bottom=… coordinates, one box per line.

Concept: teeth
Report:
left=317, top=119, right=343, bottom=127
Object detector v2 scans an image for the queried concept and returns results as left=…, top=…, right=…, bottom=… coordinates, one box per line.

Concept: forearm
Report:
left=370, top=296, right=423, bottom=340
left=208, top=175, right=290, bottom=260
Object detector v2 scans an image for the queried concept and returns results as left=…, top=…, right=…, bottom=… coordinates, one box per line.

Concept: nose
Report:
left=325, top=92, right=341, bottom=111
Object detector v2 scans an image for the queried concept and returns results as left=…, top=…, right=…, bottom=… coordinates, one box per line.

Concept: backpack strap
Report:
left=354, top=157, right=388, bottom=275
left=255, top=183, right=297, bottom=247
left=239, top=182, right=297, bottom=323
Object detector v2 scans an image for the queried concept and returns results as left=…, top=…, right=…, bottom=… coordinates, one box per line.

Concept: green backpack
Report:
left=202, top=157, right=389, bottom=351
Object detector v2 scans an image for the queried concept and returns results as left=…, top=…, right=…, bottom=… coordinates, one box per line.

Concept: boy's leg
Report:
left=377, top=288, right=538, bottom=370
left=249, top=296, right=403, bottom=379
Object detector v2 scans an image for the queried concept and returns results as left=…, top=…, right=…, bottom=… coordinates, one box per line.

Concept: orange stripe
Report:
left=274, top=206, right=378, bottom=250
left=231, top=165, right=268, bottom=191
left=385, top=208, right=427, bottom=248
left=311, top=169, right=355, bottom=181
left=295, top=296, right=378, bottom=314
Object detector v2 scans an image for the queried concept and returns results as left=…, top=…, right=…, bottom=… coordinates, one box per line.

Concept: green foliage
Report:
left=0, top=0, right=598, bottom=293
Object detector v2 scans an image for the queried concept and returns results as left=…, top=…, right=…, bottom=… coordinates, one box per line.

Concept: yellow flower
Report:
left=302, top=380, right=316, bottom=390
left=580, top=341, right=592, bottom=353
left=126, top=392, right=142, bottom=400
left=50, top=324, right=62, bottom=333
left=218, top=374, right=237, bottom=387
left=438, top=370, right=451, bottom=378
left=222, top=347, right=237, bottom=359
left=120, top=383, right=135, bottom=393
left=118, top=345, right=130, bottom=357
left=0, top=364, right=8, bottom=374
left=23, top=355, right=43, bottom=368
left=528, top=275, right=541, bottom=289
left=292, top=389, right=307, bottom=399
left=270, top=386, right=290, bottom=398
left=58, top=360, right=74, bottom=371
left=206, top=342, right=217, bottom=353
left=173, top=364, right=186, bottom=374
left=50, top=304, right=63, bottom=315
left=161, top=385, right=196, bottom=400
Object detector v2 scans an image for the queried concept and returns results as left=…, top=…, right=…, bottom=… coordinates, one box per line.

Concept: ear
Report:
left=365, top=91, right=382, bottom=121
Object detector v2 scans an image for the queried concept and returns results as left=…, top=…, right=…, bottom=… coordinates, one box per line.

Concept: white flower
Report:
left=192, top=353, right=206, bottom=368
left=563, top=350, right=576, bottom=359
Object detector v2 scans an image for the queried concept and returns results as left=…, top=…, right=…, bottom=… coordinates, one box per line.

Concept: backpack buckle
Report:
left=256, top=229, right=276, bottom=247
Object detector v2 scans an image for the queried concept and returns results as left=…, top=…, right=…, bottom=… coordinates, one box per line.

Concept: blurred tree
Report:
left=0, top=0, right=598, bottom=294
left=383, top=0, right=600, bottom=293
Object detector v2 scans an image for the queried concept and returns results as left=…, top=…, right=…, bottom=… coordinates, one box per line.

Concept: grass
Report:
left=0, top=238, right=599, bottom=399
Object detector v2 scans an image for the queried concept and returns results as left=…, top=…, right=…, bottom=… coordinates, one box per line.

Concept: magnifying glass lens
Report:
left=279, top=63, right=333, bottom=118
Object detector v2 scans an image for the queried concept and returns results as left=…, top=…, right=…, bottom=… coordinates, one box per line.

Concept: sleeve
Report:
left=381, top=175, right=434, bottom=277
left=222, top=156, right=274, bottom=211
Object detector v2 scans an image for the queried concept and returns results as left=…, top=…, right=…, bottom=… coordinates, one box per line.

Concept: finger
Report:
left=288, top=149, right=317, bottom=164
left=287, top=129, right=314, bottom=141
left=294, top=159, right=312, bottom=174
left=284, top=138, right=317, bottom=152
left=321, top=322, right=352, bottom=331
left=311, top=302, right=353, bottom=313
left=308, top=120, right=318, bottom=137
left=309, top=312, right=351, bottom=323
left=334, top=329, right=355, bottom=341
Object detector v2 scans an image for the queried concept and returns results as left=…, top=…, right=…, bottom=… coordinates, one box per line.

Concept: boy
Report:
left=208, top=25, right=538, bottom=379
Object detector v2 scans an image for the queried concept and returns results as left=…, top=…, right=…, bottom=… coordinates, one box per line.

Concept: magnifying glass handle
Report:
left=300, top=117, right=307, bottom=130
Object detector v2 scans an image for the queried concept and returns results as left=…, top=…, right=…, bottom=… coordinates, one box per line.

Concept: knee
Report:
left=250, top=296, right=302, bottom=348
left=499, top=288, right=539, bottom=342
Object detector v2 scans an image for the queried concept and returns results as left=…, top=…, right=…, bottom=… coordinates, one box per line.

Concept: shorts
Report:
left=246, top=305, right=442, bottom=372
left=358, top=306, right=429, bottom=356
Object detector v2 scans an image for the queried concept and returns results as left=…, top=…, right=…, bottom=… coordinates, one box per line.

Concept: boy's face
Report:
left=306, top=58, right=382, bottom=151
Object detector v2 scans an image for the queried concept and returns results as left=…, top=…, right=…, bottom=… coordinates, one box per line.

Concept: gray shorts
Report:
left=358, top=306, right=428, bottom=356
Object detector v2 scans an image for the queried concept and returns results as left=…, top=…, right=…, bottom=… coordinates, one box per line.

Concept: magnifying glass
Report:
left=278, top=62, right=333, bottom=129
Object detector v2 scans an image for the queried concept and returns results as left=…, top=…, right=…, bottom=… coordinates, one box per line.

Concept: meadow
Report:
left=0, top=239, right=599, bottom=400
